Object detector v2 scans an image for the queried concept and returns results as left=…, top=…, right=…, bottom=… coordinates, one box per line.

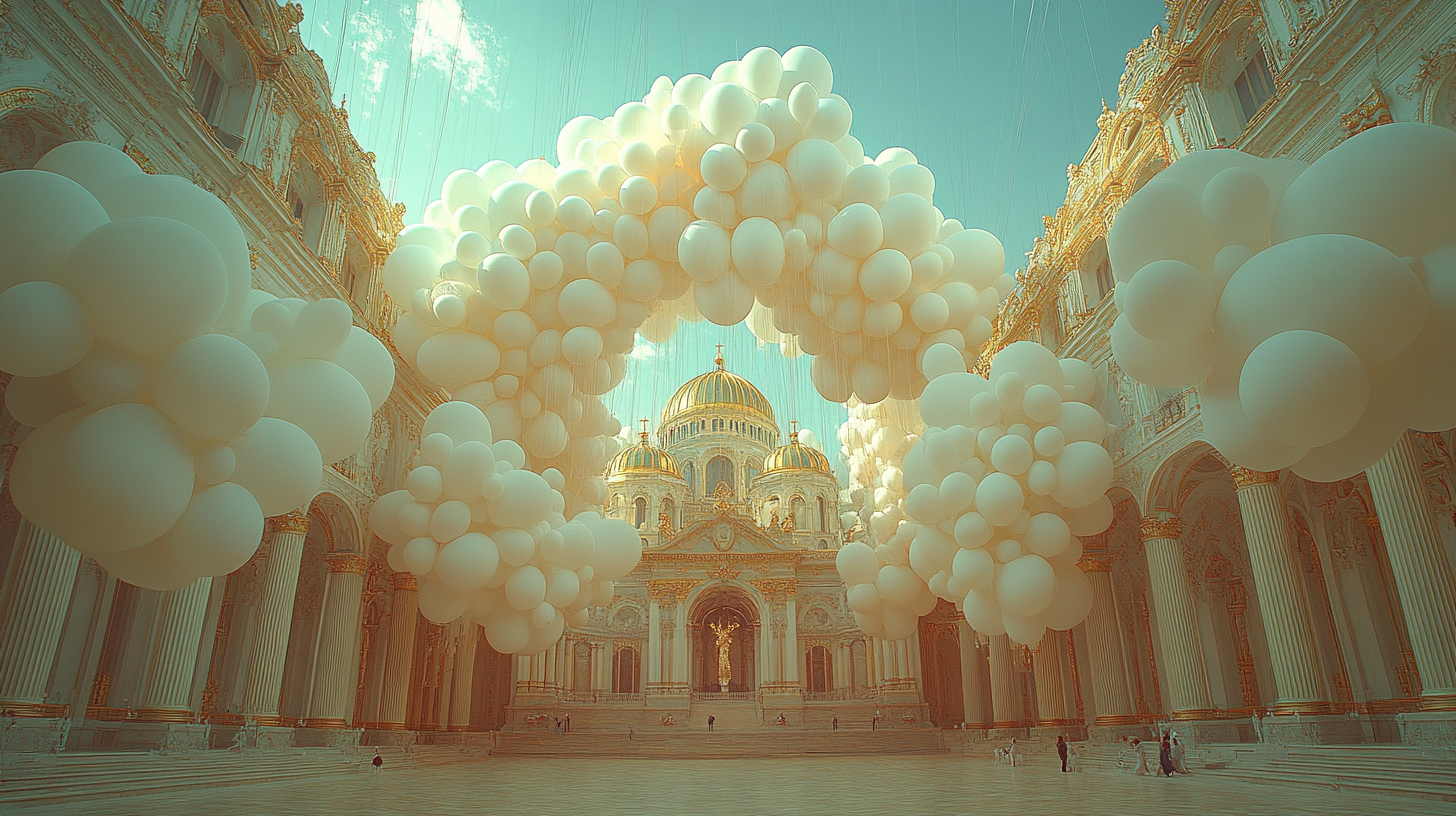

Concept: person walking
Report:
left=1009, top=736, right=1020, bottom=768
left=1171, top=734, right=1190, bottom=774
left=832, top=715, right=839, bottom=731
left=707, top=714, right=715, bottom=732
left=1056, top=735, right=1069, bottom=773
left=1157, top=735, right=1177, bottom=778
left=1129, top=738, right=1151, bottom=776
left=371, top=748, right=383, bottom=777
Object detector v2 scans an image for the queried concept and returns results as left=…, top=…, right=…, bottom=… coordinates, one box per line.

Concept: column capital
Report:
left=750, top=577, right=799, bottom=600
left=1139, top=515, right=1182, bottom=541
left=267, top=510, right=310, bottom=534
left=323, top=551, right=368, bottom=576
left=1078, top=549, right=1116, bottom=573
left=392, top=571, right=418, bottom=591
left=1230, top=467, right=1281, bottom=490
left=646, top=579, right=699, bottom=604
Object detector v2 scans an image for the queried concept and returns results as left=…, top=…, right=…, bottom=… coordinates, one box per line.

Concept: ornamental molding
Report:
left=392, top=572, right=417, bottom=591
left=324, top=551, right=368, bottom=576
left=751, top=577, right=799, bottom=600
left=1139, top=516, right=1183, bottom=541
left=266, top=510, right=310, bottom=534
left=1230, top=467, right=1281, bottom=490
left=646, top=579, right=699, bottom=604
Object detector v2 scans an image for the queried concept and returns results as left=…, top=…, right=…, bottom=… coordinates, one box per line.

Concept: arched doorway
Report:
left=689, top=587, right=758, bottom=693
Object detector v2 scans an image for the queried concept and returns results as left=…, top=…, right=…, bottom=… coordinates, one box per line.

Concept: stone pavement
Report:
left=12, top=754, right=1453, bottom=816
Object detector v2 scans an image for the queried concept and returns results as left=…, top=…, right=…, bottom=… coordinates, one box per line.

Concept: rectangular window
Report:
left=1235, top=49, right=1276, bottom=126
left=187, top=50, right=225, bottom=127
left=1095, top=258, right=1113, bottom=301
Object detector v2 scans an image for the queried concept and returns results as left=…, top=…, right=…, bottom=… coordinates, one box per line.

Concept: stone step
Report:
left=1203, top=767, right=1456, bottom=803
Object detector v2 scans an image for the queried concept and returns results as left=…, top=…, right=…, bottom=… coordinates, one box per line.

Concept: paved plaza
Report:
left=13, top=755, right=1451, bottom=816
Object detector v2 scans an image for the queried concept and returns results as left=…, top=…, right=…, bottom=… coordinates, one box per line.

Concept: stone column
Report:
left=1231, top=468, right=1331, bottom=711
left=1033, top=633, right=1068, bottom=724
left=1366, top=433, right=1456, bottom=703
left=988, top=634, right=1021, bottom=728
left=1081, top=549, right=1136, bottom=726
left=672, top=602, right=688, bottom=686
left=784, top=598, right=799, bottom=684
left=137, top=577, right=214, bottom=720
left=957, top=622, right=987, bottom=726
left=1140, top=515, right=1214, bottom=718
left=0, top=521, right=80, bottom=711
left=240, top=512, right=309, bottom=723
left=376, top=573, right=418, bottom=727
left=646, top=599, right=662, bottom=685
left=448, top=625, right=477, bottom=730
left=302, top=551, right=366, bottom=728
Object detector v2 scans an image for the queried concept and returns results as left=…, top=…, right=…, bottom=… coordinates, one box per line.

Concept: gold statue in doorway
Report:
left=709, top=615, right=739, bottom=692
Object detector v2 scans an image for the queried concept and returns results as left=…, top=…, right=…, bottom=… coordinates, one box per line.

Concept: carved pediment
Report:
left=648, top=513, right=794, bottom=555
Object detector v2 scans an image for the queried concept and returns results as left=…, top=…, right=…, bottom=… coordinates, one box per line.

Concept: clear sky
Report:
left=296, top=0, right=1167, bottom=476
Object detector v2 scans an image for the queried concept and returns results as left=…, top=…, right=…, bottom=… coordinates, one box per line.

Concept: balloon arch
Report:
left=367, top=45, right=1116, bottom=655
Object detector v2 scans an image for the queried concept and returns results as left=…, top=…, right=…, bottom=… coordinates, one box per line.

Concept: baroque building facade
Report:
left=960, top=0, right=1456, bottom=746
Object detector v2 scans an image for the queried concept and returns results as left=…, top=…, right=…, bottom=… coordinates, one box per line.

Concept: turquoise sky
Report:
left=296, top=0, right=1166, bottom=476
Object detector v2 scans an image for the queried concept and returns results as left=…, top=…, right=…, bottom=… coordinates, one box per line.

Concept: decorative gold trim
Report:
left=0, top=702, right=69, bottom=719
left=1230, top=467, right=1281, bottom=490
left=646, top=579, right=700, bottom=604
left=989, top=719, right=1025, bottom=729
left=1078, top=550, right=1116, bottom=573
left=302, top=717, right=349, bottom=729
left=751, top=577, right=799, bottom=600
left=392, top=572, right=418, bottom=591
left=267, top=510, right=310, bottom=534
left=1420, top=693, right=1456, bottom=712
left=134, top=707, right=196, bottom=723
left=1269, top=701, right=1334, bottom=716
left=1168, top=708, right=1220, bottom=721
left=1138, top=517, right=1183, bottom=541
left=1094, top=714, right=1143, bottom=726
left=324, top=551, right=368, bottom=575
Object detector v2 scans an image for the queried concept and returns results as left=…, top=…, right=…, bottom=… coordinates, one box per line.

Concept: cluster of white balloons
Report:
left=836, top=341, right=1114, bottom=645
left=0, top=142, right=395, bottom=590
left=369, top=402, right=640, bottom=655
left=838, top=398, right=919, bottom=542
left=378, top=45, right=1013, bottom=511
left=1108, top=123, right=1456, bottom=482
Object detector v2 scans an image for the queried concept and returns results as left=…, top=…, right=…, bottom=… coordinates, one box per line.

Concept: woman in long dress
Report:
left=1157, top=736, right=1177, bottom=777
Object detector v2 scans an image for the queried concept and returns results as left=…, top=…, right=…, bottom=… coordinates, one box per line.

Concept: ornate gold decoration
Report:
left=706, top=561, right=741, bottom=582
left=267, top=510, right=310, bottom=534
left=657, top=512, right=674, bottom=539
left=751, top=577, right=799, bottom=600
left=1230, top=467, right=1281, bottom=490
left=1339, top=89, right=1393, bottom=138
left=392, top=572, right=418, bottom=591
left=1138, top=516, right=1183, bottom=541
left=646, top=579, right=699, bottom=604
left=324, top=551, right=368, bottom=575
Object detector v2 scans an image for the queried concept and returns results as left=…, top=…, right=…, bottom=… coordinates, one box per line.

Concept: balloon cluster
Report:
left=1108, top=123, right=1456, bottom=481
left=369, top=401, right=641, bottom=655
left=838, top=398, right=918, bottom=542
left=0, top=142, right=395, bottom=590
left=836, top=341, right=1114, bottom=645
left=378, top=45, right=1013, bottom=511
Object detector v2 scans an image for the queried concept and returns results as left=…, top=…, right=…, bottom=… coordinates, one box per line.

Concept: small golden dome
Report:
left=610, top=431, right=682, bottom=477
left=763, top=430, right=832, bottom=475
left=660, top=349, right=775, bottom=426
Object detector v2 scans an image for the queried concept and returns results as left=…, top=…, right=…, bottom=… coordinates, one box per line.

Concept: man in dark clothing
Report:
left=1158, top=735, right=1177, bottom=777
left=707, top=714, right=715, bottom=732
left=1056, top=735, right=1069, bottom=772
left=832, top=715, right=839, bottom=731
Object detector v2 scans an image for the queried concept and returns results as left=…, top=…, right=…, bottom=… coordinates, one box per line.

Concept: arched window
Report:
left=1234, top=48, right=1275, bottom=126
left=818, top=497, right=827, bottom=532
left=806, top=645, right=832, bottom=693
left=744, top=459, right=760, bottom=486
left=613, top=646, right=640, bottom=693
left=706, top=456, right=734, bottom=497
left=684, top=462, right=696, bottom=499
left=633, top=497, right=647, bottom=528
left=790, top=496, right=806, bottom=530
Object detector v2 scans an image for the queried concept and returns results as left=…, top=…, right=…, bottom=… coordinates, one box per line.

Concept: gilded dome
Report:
left=661, top=350, right=775, bottom=426
left=763, top=432, right=832, bottom=475
left=609, top=433, right=682, bottom=478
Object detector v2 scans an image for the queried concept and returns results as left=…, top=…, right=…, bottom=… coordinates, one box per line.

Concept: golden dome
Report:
left=660, top=349, right=775, bottom=426
left=763, top=430, right=832, bottom=475
left=609, top=432, right=682, bottom=478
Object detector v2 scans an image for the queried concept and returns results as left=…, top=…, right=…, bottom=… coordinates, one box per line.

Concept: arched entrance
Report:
left=689, top=587, right=758, bottom=693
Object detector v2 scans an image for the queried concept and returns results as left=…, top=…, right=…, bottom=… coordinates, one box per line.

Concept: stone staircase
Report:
left=491, top=727, right=948, bottom=758
left=0, top=745, right=467, bottom=808
left=688, top=699, right=762, bottom=730
left=1200, top=744, right=1456, bottom=803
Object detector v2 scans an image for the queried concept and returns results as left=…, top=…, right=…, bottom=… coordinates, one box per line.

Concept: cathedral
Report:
left=3, top=0, right=1456, bottom=813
